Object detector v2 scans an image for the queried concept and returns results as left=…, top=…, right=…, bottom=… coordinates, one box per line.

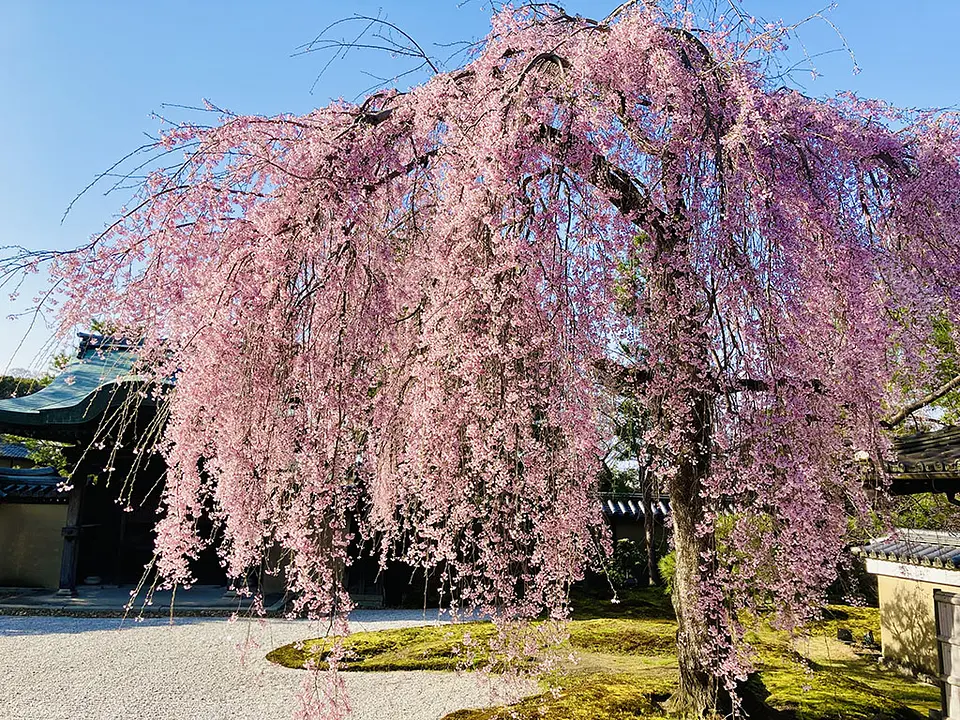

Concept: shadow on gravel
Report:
left=0, top=615, right=221, bottom=637
left=0, top=609, right=458, bottom=638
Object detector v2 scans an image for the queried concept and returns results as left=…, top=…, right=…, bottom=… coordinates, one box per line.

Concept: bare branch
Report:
left=296, top=13, right=440, bottom=95
left=883, top=373, right=960, bottom=428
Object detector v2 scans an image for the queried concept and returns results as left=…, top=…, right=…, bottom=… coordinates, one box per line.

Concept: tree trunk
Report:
left=640, top=464, right=658, bottom=587
left=644, top=226, right=724, bottom=714
left=668, top=462, right=720, bottom=716
left=661, top=376, right=723, bottom=716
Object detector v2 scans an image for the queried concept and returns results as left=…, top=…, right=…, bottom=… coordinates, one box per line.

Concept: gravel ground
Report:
left=0, top=610, right=532, bottom=720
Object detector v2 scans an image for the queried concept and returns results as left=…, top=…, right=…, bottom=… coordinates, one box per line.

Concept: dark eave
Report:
left=0, top=466, right=66, bottom=504
left=886, top=426, right=960, bottom=496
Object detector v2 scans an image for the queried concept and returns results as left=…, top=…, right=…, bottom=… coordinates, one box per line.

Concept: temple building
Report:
left=0, top=334, right=670, bottom=602
left=856, top=427, right=960, bottom=678
left=0, top=333, right=224, bottom=593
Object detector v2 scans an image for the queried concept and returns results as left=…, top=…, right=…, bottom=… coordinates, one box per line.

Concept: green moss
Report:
left=568, top=619, right=676, bottom=656
left=760, top=656, right=924, bottom=720
left=448, top=658, right=929, bottom=720
left=266, top=622, right=497, bottom=671
left=267, top=603, right=938, bottom=720
left=568, top=586, right=675, bottom=621
left=748, top=608, right=937, bottom=719
left=808, top=605, right=881, bottom=642
left=444, top=673, right=672, bottom=720
left=267, top=616, right=676, bottom=671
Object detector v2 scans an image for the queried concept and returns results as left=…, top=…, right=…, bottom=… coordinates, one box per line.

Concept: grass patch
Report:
left=266, top=589, right=939, bottom=720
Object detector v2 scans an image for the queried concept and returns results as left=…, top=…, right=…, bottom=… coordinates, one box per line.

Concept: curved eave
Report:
left=0, top=349, right=151, bottom=441
left=0, top=383, right=145, bottom=441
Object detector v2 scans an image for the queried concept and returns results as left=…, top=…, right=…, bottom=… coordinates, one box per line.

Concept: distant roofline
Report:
left=0, top=466, right=66, bottom=504
left=854, top=526, right=960, bottom=577
left=0, top=441, right=31, bottom=460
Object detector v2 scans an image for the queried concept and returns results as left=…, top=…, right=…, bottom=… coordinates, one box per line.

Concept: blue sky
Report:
left=1, top=0, right=958, bottom=371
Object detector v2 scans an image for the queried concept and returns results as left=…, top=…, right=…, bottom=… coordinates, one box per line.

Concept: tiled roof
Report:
left=600, top=494, right=670, bottom=520
left=890, top=427, right=960, bottom=476
left=854, top=528, right=960, bottom=569
left=0, top=442, right=30, bottom=460
left=0, top=333, right=142, bottom=440
left=0, top=467, right=66, bottom=503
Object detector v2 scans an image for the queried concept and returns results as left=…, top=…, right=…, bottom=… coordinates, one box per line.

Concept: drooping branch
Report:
left=28, top=5, right=960, bottom=717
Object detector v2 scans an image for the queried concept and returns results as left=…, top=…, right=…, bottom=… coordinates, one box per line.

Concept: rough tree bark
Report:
left=671, top=511, right=714, bottom=714
left=669, top=399, right=718, bottom=715
left=645, top=221, right=721, bottom=715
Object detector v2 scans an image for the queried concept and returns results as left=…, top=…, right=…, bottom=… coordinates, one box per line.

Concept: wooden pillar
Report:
left=57, top=474, right=87, bottom=596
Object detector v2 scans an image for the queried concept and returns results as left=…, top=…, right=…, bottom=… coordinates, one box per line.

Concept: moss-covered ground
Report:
left=266, top=589, right=940, bottom=719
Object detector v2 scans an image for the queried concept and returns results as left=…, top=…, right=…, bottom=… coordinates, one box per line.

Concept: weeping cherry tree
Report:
left=17, top=2, right=960, bottom=715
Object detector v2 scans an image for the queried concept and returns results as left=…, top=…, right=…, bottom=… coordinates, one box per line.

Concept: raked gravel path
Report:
left=0, top=610, right=533, bottom=720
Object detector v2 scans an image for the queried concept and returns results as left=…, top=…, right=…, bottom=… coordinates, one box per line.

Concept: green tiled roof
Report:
left=0, top=334, right=144, bottom=440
